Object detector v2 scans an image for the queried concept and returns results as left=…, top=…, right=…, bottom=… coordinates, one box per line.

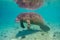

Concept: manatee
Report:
left=16, top=13, right=50, bottom=32
left=15, top=0, right=43, bottom=9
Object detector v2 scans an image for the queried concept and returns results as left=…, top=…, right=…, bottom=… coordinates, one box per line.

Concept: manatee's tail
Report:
left=20, top=20, right=25, bottom=28
left=40, top=24, right=50, bottom=32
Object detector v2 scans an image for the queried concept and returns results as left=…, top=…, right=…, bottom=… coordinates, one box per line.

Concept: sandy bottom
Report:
left=0, top=22, right=60, bottom=40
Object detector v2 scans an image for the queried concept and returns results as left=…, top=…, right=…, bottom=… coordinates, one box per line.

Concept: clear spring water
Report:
left=0, top=0, right=60, bottom=40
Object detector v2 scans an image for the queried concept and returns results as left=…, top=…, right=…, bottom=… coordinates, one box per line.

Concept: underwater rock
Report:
left=0, top=32, right=6, bottom=36
left=15, top=0, right=43, bottom=9
left=53, top=32, right=60, bottom=37
left=4, top=36, right=7, bottom=38
left=0, top=34, right=3, bottom=36
left=53, top=34, right=56, bottom=37
left=53, top=32, right=60, bottom=40
left=34, top=38, right=37, bottom=40
left=41, top=33, right=44, bottom=35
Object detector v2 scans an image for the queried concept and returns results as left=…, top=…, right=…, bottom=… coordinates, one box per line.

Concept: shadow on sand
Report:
left=16, top=29, right=41, bottom=38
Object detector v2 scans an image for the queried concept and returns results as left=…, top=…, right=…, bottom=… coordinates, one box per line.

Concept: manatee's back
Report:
left=29, top=13, right=44, bottom=25
left=16, top=13, right=44, bottom=25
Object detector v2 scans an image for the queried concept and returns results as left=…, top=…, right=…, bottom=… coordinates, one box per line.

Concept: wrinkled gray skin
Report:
left=16, top=13, right=50, bottom=32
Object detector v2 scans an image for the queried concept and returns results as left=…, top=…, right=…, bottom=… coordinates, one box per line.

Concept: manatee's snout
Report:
left=16, top=18, right=20, bottom=22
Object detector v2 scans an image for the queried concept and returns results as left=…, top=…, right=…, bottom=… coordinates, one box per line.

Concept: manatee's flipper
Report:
left=40, top=24, right=50, bottom=32
left=26, top=20, right=30, bottom=29
left=20, top=20, right=25, bottom=28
